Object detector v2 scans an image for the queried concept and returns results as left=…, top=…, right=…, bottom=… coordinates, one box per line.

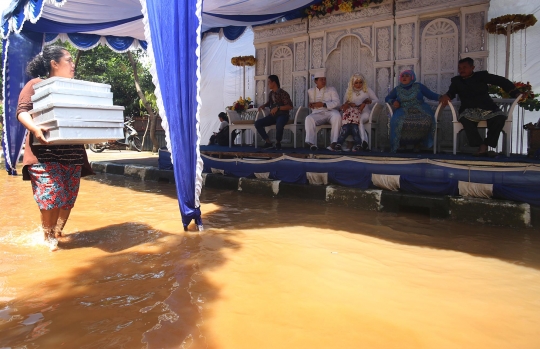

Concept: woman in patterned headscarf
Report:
left=336, top=73, right=378, bottom=151
left=385, top=70, right=442, bottom=153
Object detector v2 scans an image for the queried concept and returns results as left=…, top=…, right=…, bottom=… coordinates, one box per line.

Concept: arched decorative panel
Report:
left=325, top=36, right=374, bottom=100
left=271, top=46, right=294, bottom=95
left=421, top=19, right=458, bottom=95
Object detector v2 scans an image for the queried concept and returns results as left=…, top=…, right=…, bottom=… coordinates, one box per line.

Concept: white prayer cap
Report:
left=313, top=70, right=326, bottom=79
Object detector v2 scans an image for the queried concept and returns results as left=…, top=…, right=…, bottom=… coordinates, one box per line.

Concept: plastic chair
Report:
left=227, top=108, right=260, bottom=148
left=365, top=102, right=385, bottom=150
left=258, top=107, right=309, bottom=148
left=386, top=102, right=446, bottom=153
left=450, top=95, right=521, bottom=155
left=430, top=101, right=456, bottom=154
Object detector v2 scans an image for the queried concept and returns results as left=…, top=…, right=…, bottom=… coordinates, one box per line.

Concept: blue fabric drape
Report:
left=2, top=31, right=44, bottom=175
left=22, top=15, right=144, bottom=34
left=145, top=0, right=203, bottom=229
left=105, top=36, right=134, bottom=51
left=68, top=33, right=101, bottom=49
left=493, top=184, right=540, bottom=207
left=44, top=33, right=147, bottom=51
left=222, top=26, right=246, bottom=40
left=204, top=26, right=246, bottom=40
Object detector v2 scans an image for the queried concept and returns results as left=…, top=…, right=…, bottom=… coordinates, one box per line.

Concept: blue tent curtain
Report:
left=205, top=26, right=247, bottom=41
left=145, top=0, right=203, bottom=229
left=2, top=31, right=44, bottom=175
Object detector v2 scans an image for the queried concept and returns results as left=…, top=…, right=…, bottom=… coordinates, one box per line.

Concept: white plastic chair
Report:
left=258, top=107, right=309, bottom=148
left=430, top=101, right=456, bottom=154
left=365, top=102, right=384, bottom=150
left=227, top=108, right=260, bottom=148
left=450, top=95, right=521, bottom=156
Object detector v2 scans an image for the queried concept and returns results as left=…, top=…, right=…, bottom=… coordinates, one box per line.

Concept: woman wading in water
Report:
left=16, top=46, right=94, bottom=251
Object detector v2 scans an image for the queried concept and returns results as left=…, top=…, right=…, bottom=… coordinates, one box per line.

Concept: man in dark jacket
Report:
left=440, top=57, right=520, bottom=156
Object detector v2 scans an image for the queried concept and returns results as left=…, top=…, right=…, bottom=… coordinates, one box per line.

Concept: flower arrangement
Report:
left=228, top=97, right=253, bottom=112
left=231, top=56, right=257, bottom=67
left=485, top=14, right=537, bottom=35
left=488, top=81, right=540, bottom=111
left=303, top=0, right=383, bottom=19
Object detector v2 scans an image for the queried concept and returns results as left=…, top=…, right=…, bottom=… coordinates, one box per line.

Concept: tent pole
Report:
left=505, top=24, right=511, bottom=79
left=243, top=64, right=246, bottom=98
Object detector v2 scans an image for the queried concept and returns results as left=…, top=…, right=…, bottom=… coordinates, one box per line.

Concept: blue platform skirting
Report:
left=202, top=155, right=540, bottom=206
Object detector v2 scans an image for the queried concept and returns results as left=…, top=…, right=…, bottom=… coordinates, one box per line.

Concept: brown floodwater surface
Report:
left=1, top=171, right=540, bottom=348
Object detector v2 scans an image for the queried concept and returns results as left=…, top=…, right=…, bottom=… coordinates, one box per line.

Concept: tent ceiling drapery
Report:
left=1, top=0, right=318, bottom=40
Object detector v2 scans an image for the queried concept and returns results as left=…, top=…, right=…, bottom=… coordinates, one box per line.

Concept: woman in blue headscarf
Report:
left=385, top=70, right=442, bottom=153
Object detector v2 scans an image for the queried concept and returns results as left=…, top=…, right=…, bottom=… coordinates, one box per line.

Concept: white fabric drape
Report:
left=199, top=27, right=255, bottom=144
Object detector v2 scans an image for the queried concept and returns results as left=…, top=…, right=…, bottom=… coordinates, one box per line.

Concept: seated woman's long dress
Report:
left=385, top=83, right=440, bottom=153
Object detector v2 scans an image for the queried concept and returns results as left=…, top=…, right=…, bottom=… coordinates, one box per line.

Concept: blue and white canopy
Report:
left=1, top=0, right=316, bottom=229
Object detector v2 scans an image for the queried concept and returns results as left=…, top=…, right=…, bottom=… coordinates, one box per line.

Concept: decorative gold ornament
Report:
left=231, top=55, right=257, bottom=67
left=485, top=14, right=537, bottom=35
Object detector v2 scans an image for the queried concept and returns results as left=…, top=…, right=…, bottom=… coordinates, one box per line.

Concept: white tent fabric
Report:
left=199, top=28, right=255, bottom=144
left=488, top=0, right=540, bottom=150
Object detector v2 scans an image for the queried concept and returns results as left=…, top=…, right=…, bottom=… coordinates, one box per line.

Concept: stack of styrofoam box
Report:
left=30, top=77, right=125, bottom=145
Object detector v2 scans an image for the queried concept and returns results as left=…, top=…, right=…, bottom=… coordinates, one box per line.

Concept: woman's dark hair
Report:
left=268, top=75, right=280, bottom=88
left=218, top=112, right=228, bottom=122
left=26, top=45, right=67, bottom=78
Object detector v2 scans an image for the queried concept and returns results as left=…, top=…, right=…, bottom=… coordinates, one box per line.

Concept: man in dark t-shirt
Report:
left=440, top=57, right=520, bottom=156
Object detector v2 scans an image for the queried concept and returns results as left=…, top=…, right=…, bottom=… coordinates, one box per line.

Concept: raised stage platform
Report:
left=200, top=145, right=540, bottom=207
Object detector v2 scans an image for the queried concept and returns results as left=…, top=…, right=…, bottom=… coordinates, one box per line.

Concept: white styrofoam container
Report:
left=33, top=119, right=124, bottom=145
left=33, top=77, right=112, bottom=94
left=31, top=87, right=114, bottom=110
left=30, top=103, right=125, bottom=125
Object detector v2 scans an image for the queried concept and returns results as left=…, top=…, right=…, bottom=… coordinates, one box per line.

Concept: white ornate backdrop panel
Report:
left=271, top=46, right=294, bottom=95
left=421, top=19, right=458, bottom=94
left=326, top=36, right=374, bottom=100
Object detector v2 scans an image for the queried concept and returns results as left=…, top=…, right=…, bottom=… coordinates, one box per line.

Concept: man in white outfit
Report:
left=305, top=72, right=342, bottom=151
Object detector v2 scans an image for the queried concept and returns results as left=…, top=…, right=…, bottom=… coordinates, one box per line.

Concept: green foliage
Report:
left=139, top=91, right=158, bottom=115
left=64, top=43, right=154, bottom=117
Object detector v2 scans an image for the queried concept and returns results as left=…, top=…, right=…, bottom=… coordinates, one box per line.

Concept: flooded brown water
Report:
left=1, top=171, right=540, bottom=348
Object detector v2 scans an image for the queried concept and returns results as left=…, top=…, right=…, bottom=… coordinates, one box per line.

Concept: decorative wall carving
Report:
left=440, top=36, right=456, bottom=71
left=295, top=42, right=307, bottom=71
left=254, top=23, right=306, bottom=41
left=256, top=80, right=266, bottom=106
left=351, top=27, right=372, bottom=47
left=472, top=57, right=485, bottom=70
left=310, top=2, right=392, bottom=28
left=272, top=46, right=294, bottom=94
left=398, top=23, right=415, bottom=59
left=311, top=38, right=323, bottom=69
left=421, top=19, right=458, bottom=94
left=465, top=12, right=485, bottom=52
left=423, top=38, right=438, bottom=72
left=256, top=48, right=266, bottom=76
left=294, top=76, right=306, bottom=107
left=396, top=0, right=462, bottom=12
left=376, top=27, right=391, bottom=62
left=326, top=29, right=348, bottom=53
left=376, top=67, right=391, bottom=100
left=423, top=74, right=438, bottom=93
left=326, top=36, right=374, bottom=98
